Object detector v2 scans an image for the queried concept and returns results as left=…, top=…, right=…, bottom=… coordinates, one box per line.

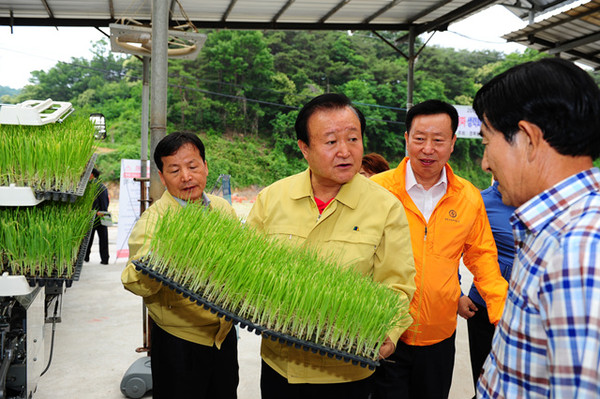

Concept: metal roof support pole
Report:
left=141, top=56, right=150, bottom=181
left=529, top=9, right=535, bottom=24
left=150, top=0, right=169, bottom=203
left=407, top=26, right=416, bottom=110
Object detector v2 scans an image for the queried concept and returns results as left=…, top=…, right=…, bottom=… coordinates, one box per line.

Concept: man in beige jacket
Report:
left=246, top=93, right=416, bottom=398
left=121, top=132, right=238, bottom=399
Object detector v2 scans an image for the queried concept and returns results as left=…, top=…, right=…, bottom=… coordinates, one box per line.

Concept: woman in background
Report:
left=360, top=152, right=390, bottom=178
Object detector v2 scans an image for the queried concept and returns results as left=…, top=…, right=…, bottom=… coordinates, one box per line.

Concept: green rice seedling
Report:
left=141, top=202, right=411, bottom=362
left=0, top=181, right=98, bottom=278
left=0, top=116, right=97, bottom=193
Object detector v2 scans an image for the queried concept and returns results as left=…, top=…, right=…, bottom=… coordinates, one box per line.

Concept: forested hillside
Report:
left=2, top=30, right=563, bottom=189
left=0, top=85, right=19, bottom=97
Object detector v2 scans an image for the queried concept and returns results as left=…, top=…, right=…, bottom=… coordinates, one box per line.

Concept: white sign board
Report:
left=116, top=159, right=150, bottom=259
left=454, top=105, right=482, bottom=139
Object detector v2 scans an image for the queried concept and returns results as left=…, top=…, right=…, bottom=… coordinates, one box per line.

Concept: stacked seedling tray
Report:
left=33, top=153, right=97, bottom=203
left=0, top=181, right=99, bottom=287
left=0, top=115, right=99, bottom=286
left=0, top=117, right=98, bottom=206
left=134, top=202, right=412, bottom=369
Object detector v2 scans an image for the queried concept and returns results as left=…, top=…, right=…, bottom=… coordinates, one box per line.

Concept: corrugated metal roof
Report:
left=503, top=0, right=600, bottom=68
left=0, top=0, right=501, bottom=34
left=503, top=0, right=581, bottom=20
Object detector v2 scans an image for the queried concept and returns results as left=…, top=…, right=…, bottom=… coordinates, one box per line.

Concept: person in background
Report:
left=371, top=99, right=508, bottom=399
left=121, top=132, right=239, bottom=399
left=360, top=152, right=390, bottom=178
left=246, top=93, right=416, bottom=399
left=457, top=178, right=516, bottom=394
left=85, top=167, right=110, bottom=265
left=474, top=58, right=600, bottom=398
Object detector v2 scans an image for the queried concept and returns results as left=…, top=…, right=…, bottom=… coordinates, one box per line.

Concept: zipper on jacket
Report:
left=412, top=225, right=428, bottom=346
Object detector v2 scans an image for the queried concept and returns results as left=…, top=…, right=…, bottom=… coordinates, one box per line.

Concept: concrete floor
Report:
left=32, top=221, right=476, bottom=399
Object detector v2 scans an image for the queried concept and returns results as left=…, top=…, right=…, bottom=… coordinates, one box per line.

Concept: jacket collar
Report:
left=405, top=159, right=448, bottom=192
left=163, top=190, right=211, bottom=209
left=395, top=157, right=463, bottom=199
left=290, top=168, right=361, bottom=210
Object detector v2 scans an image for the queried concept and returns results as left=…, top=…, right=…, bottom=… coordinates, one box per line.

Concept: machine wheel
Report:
left=122, top=376, right=147, bottom=399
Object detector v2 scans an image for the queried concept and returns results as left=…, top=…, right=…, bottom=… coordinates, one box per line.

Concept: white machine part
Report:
left=109, top=23, right=207, bottom=60
left=0, top=278, right=45, bottom=399
left=0, top=274, right=34, bottom=297
left=0, top=99, right=73, bottom=125
left=0, top=185, right=44, bottom=207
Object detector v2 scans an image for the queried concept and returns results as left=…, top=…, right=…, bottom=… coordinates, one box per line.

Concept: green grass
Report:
left=141, top=202, right=411, bottom=361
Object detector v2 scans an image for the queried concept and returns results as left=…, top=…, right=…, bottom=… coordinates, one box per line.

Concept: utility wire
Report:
left=174, top=73, right=407, bottom=111
left=444, top=30, right=508, bottom=45
left=169, top=84, right=298, bottom=110
left=169, top=83, right=406, bottom=126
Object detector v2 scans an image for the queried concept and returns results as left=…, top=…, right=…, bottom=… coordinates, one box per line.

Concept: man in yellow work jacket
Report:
left=246, top=93, right=416, bottom=398
left=371, top=100, right=508, bottom=399
left=122, top=132, right=238, bottom=399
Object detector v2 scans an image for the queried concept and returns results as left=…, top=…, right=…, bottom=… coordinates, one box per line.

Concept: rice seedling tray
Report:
left=133, top=259, right=379, bottom=370
left=33, top=153, right=98, bottom=203
left=23, top=210, right=94, bottom=288
left=0, top=153, right=98, bottom=206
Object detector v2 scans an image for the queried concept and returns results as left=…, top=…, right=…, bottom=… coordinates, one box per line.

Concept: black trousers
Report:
left=260, top=360, right=373, bottom=399
left=85, top=224, right=109, bottom=263
left=150, top=323, right=239, bottom=399
left=372, top=332, right=456, bottom=399
left=466, top=302, right=495, bottom=390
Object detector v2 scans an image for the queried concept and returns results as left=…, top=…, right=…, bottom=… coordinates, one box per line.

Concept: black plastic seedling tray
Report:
left=132, top=259, right=379, bottom=369
left=23, top=211, right=94, bottom=288
left=34, top=153, right=98, bottom=203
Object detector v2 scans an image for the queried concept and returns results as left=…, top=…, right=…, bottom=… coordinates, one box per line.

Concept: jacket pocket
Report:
left=323, top=232, right=380, bottom=274
left=263, top=223, right=310, bottom=246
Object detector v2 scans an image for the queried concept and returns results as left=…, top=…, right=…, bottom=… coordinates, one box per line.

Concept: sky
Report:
left=0, top=26, right=108, bottom=90
left=426, top=5, right=525, bottom=53
left=0, top=3, right=574, bottom=90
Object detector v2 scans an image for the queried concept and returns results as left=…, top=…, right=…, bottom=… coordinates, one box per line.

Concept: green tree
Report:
left=418, top=46, right=480, bottom=103
left=341, top=79, right=403, bottom=158
left=475, top=48, right=549, bottom=84
left=194, top=30, right=275, bottom=134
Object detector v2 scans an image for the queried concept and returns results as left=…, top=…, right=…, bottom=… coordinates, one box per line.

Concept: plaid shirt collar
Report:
left=511, top=167, right=600, bottom=238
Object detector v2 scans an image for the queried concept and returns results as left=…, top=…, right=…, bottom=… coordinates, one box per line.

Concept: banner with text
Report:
left=116, top=159, right=150, bottom=259
left=454, top=105, right=482, bottom=139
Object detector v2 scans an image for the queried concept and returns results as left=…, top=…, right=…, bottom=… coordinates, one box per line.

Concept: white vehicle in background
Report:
left=89, top=112, right=107, bottom=140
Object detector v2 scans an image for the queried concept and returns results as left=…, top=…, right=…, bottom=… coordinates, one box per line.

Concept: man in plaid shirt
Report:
left=473, top=58, right=600, bottom=398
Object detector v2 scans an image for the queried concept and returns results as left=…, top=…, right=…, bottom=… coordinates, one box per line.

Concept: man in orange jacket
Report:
left=371, top=100, right=508, bottom=398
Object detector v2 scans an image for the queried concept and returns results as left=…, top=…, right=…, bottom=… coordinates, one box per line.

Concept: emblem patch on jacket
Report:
left=445, top=209, right=459, bottom=223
